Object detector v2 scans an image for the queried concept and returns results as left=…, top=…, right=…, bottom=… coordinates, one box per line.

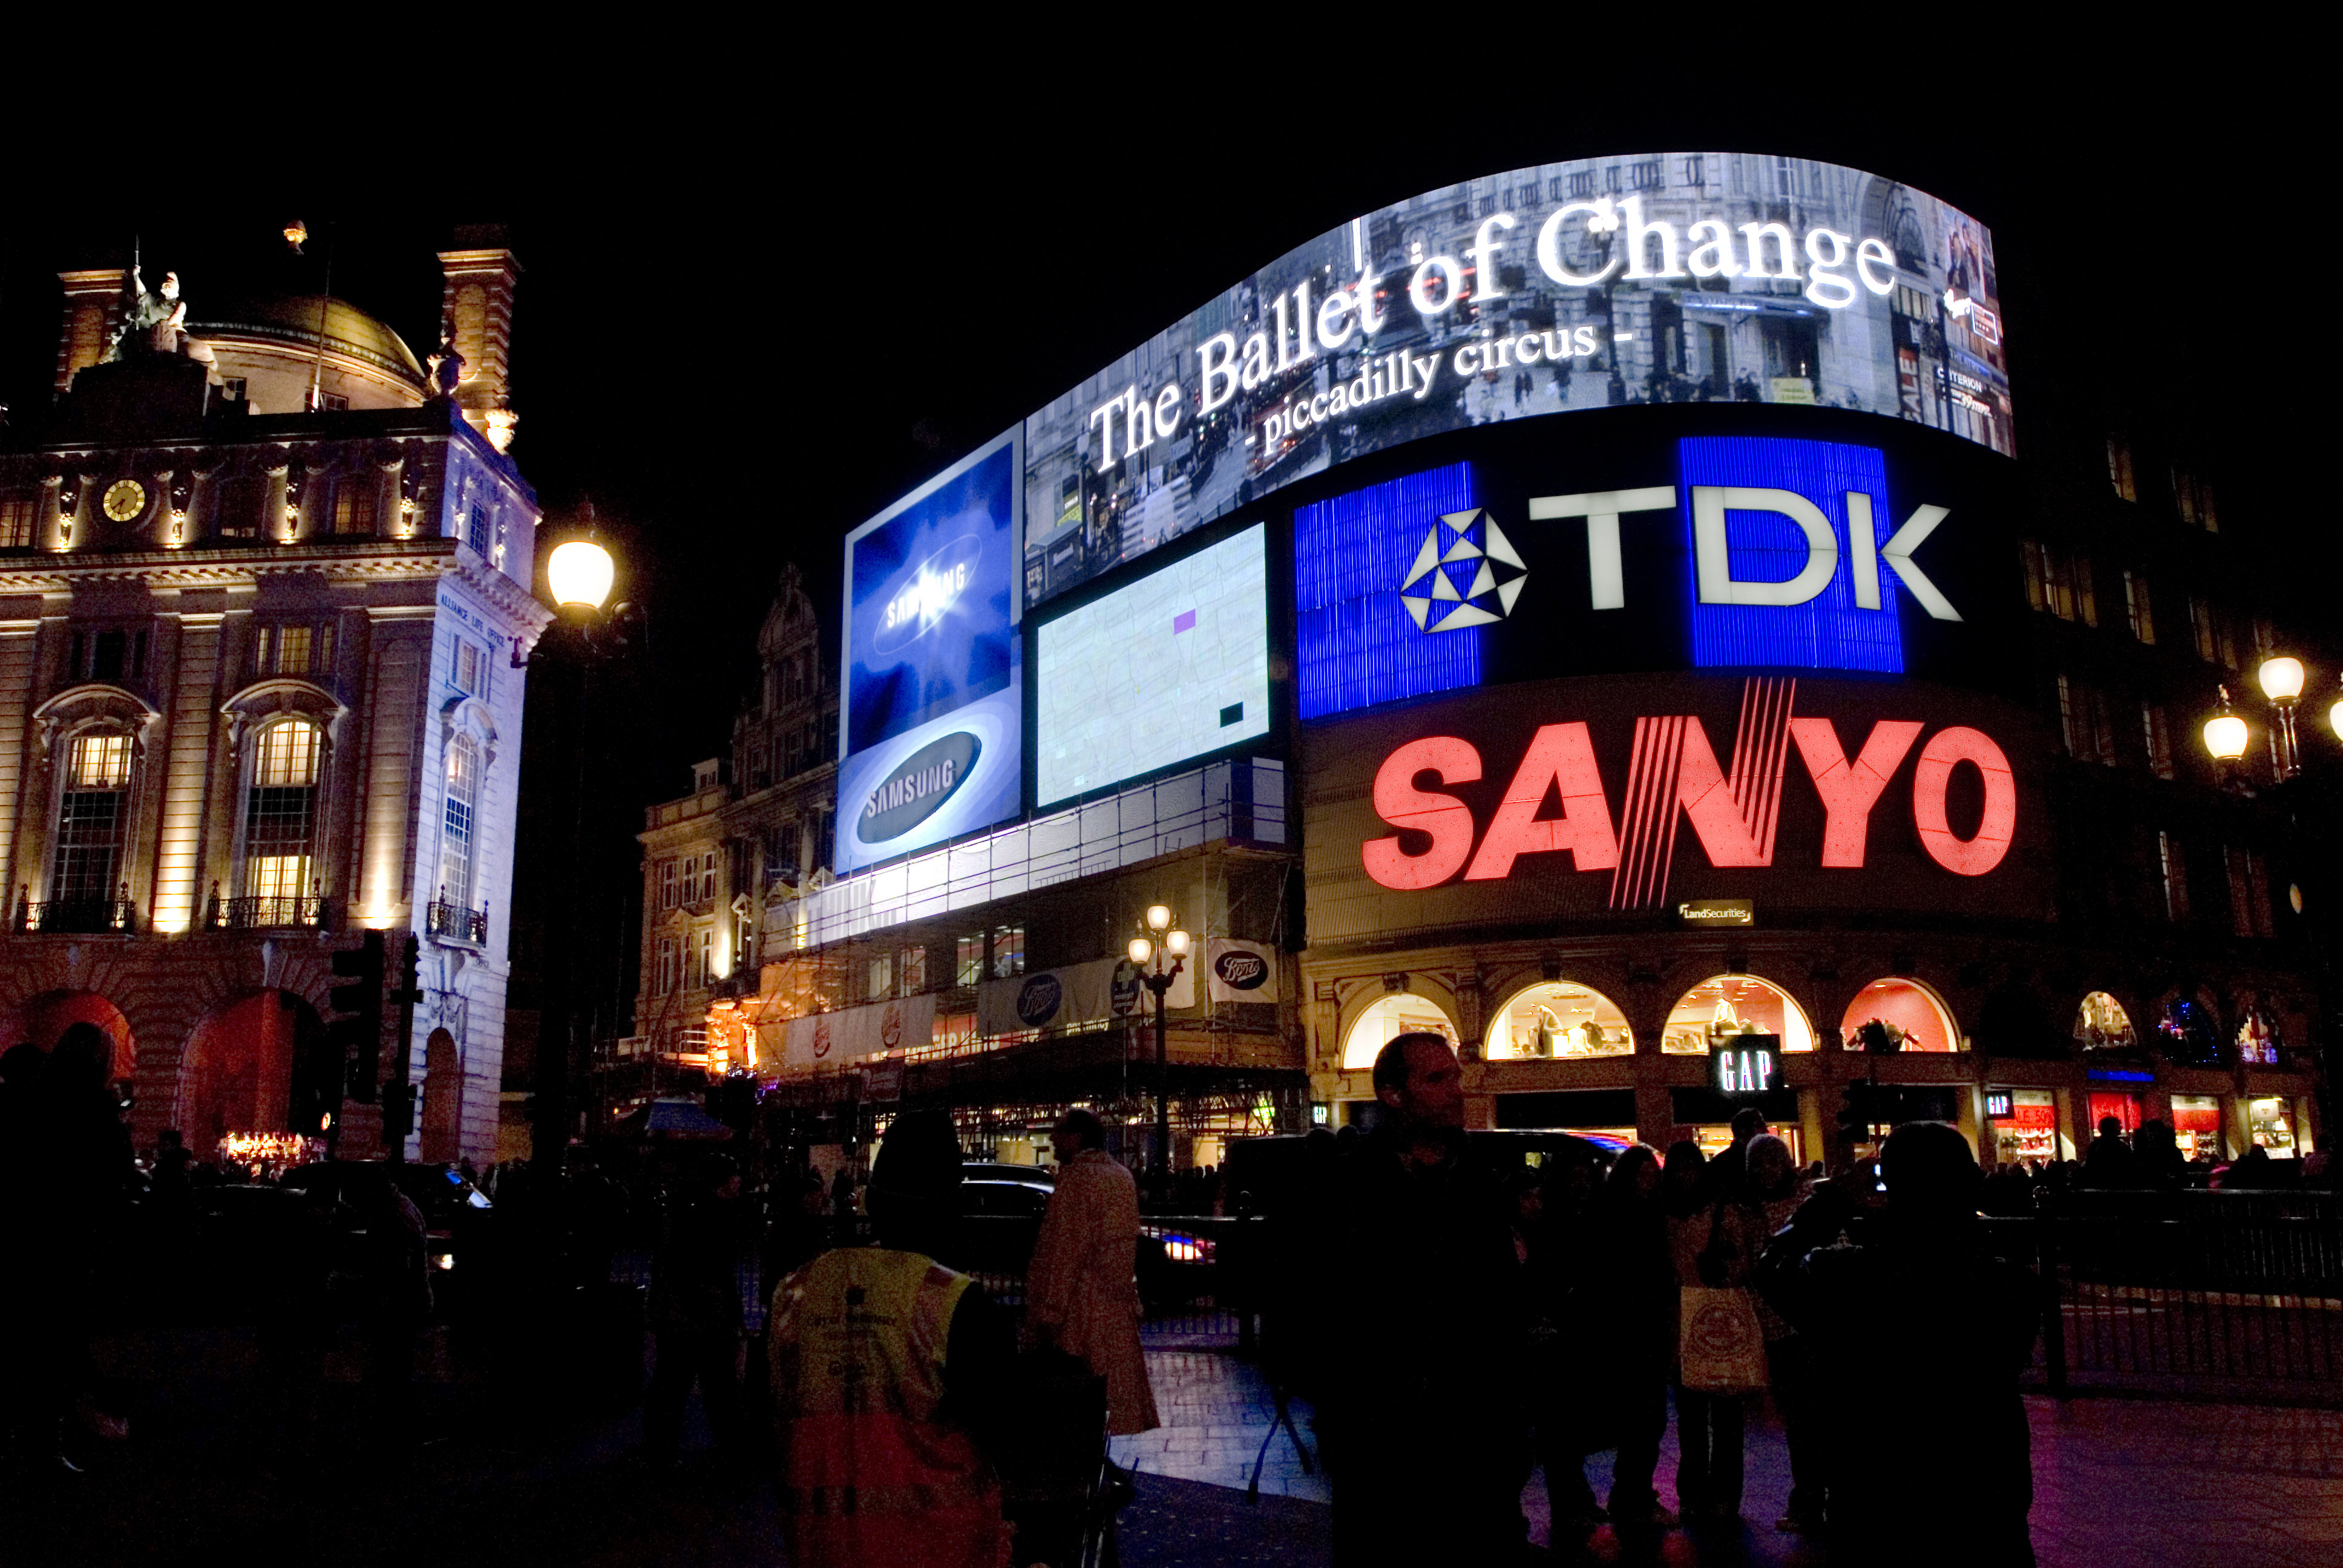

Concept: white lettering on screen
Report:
left=1092, top=191, right=1913, bottom=474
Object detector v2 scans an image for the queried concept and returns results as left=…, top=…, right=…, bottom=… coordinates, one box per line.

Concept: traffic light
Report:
left=288, top=1008, right=342, bottom=1133
left=329, top=930, right=385, bottom=1102
left=1836, top=1080, right=1872, bottom=1146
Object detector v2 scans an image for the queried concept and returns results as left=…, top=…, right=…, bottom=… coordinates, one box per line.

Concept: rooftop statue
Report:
left=425, top=318, right=465, bottom=399
left=103, top=265, right=220, bottom=380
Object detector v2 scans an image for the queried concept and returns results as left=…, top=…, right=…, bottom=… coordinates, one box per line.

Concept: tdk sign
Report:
left=1294, top=439, right=1965, bottom=720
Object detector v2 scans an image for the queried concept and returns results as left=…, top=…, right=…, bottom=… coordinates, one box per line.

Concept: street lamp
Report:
left=2259, top=656, right=2307, bottom=780
left=2203, top=686, right=2249, bottom=765
left=2330, top=678, right=2343, bottom=745
left=527, top=527, right=632, bottom=1174
left=1131, top=904, right=1189, bottom=1204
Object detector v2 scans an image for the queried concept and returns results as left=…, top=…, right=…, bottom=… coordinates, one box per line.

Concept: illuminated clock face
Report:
left=102, top=479, right=147, bottom=521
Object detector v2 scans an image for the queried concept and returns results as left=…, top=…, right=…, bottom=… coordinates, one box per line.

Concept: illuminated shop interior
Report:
left=1662, top=975, right=1815, bottom=1054
left=1985, top=1087, right=2060, bottom=1166
left=2170, top=1094, right=2223, bottom=1161
left=1484, top=982, right=1633, bottom=1060
left=1341, top=992, right=1457, bottom=1070
left=2074, top=991, right=2137, bottom=1050
left=1838, top=978, right=1961, bottom=1053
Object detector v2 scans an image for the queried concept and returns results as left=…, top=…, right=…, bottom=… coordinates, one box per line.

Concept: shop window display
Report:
left=2157, top=993, right=2225, bottom=1069
left=2088, top=1092, right=2143, bottom=1135
left=2169, top=1094, right=2223, bottom=1161
left=1985, top=1088, right=2059, bottom=1166
left=1486, top=981, right=1633, bottom=1060
left=1838, top=978, right=1961, bottom=1053
left=1341, top=991, right=1457, bottom=1070
left=2246, top=1096, right=2296, bottom=1157
left=2233, top=1006, right=2281, bottom=1067
left=1663, top=975, right=1815, bottom=1055
left=2073, top=991, right=2137, bottom=1050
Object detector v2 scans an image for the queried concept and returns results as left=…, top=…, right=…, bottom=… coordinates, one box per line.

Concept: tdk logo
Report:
left=1400, top=509, right=1529, bottom=632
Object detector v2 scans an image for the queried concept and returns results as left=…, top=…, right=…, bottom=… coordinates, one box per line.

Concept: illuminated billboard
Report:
left=1305, top=671, right=2050, bottom=947
left=1020, top=152, right=2010, bottom=611
left=1294, top=410, right=2019, bottom=722
left=837, top=430, right=1023, bottom=874
left=1035, top=523, right=1272, bottom=808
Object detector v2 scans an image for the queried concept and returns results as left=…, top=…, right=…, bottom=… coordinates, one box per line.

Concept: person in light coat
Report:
left=1027, top=1110, right=1161, bottom=1436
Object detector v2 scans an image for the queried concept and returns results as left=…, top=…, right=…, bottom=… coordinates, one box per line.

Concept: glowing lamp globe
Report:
left=2331, top=694, right=2343, bottom=743
left=1128, top=937, right=1153, bottom=966
left=2258, top=656, right=2305, bottom=703
left=2203, top=712, right=2249, bottom=762
left=1165, top=929, right=1191, bottom=958
left=1146, top=904, right=1172, bottom=933
left=547, top=540, right=615, bottom=611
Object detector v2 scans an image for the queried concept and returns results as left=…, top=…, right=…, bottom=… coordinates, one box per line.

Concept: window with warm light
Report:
left=2158, top=832, right=2191, bottom=921
left=2122, top=570, right=2154, bottom=644
left=2073, top=991, right=2136, bottom=1050
left=1665, top=975, right=1815, bottom=1054
left=2140, top=702, right=2175, bottom=779
left=1340, top=993, right=1456, bottom=1070
left=1484, top=981, right=1633, bottom=1059
left=1839, top=978, right=1961, bottom=1053
left=0, top=490, right=35, bottom=549
left=242, top=720, right=321, bottom=904
left=53, top=731, right=134, bottom=905
left=439, top=737, right=477, bottom=911
left=330, top=479, right=375, bottom=535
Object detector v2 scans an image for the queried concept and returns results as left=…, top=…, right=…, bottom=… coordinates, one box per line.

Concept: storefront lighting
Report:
left=2202, top=688, right=2249, bottom=762
left=547, top=538, right=615, bottom=611
left=2258, top=656, right=2305, bottom=703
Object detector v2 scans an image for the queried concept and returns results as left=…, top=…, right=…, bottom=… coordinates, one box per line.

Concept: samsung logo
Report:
left=857, top=731, right=981, bottom=844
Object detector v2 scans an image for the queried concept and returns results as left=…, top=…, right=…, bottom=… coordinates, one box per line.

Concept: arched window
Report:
left=1840, top=978, right=1962, bottom=1053
left=439, top=736, right=477, bottom=911
left=1340, top=992, right=1455, bottom=1071
left=241, top=720, right=321, bottom=914
left=1663, top=975, right=1815, bottom=1054
left=52, top=729, right=134, bottom=920
left=1486, top=981, right=1633, bottom=1059
left=2073, top=991, right=2135, bottom=1050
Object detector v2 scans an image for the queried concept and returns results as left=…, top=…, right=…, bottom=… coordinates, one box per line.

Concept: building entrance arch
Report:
left=0, top=990, right=136, bottom=1082
left=177, top=989, right=328, bottom=1152
left=1340, top=992, right=1457, bottom=1071
left=421, top=1027, right=462, bottom=1163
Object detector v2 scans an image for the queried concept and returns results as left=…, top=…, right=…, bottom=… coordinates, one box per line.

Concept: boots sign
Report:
left=1306, top=673, right=2046, bottom=939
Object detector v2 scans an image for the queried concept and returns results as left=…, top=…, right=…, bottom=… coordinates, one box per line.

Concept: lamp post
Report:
left=527, top=532, right=624, bottom=1174
left=2259, top=656, right=2307, bottom=781
left=2203, top=684, right=2250, bottom=776
left=1128, top=903, right=1189, bottom=1206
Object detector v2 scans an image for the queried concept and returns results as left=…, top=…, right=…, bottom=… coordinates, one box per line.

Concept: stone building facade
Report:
left=0, top=240, right=548, bottom=1163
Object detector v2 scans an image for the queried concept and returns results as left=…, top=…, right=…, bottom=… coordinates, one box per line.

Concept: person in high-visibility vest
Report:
left=770, top=1109, right=1014, bottom=1568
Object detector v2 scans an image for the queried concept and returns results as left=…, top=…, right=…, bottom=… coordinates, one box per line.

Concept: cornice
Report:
left=0, top=540, right=554, bottom=630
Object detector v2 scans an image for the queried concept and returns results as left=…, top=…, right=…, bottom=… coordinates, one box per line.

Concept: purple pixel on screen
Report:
left=1173, top=610, right=1197, bottom=634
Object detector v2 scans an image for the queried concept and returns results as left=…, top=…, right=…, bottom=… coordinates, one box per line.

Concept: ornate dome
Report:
left=188, top=293, right=426, bottom=383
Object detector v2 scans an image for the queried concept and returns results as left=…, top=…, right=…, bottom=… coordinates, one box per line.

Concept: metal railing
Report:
left=210, top=892, right=336, bottom=930
left=13, top=886, right=136, bottom=933
left=2005, top=1191, right=2343, bottom=1399
left=427, top=898, right=488, bottom=945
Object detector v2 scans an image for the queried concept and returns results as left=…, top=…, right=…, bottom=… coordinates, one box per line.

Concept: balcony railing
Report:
left=427, top=897, right=489, bottom=946
left=209, top=892, right=338, bottom=931
left=13, top=884, right=136, bottom=934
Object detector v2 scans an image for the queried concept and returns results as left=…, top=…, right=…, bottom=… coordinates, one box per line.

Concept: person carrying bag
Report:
left=1673, top=1155, right=1769, bottom=1522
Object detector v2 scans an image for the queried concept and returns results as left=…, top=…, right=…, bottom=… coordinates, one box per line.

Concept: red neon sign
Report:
left=1361, top=706, right=2015, bottom=894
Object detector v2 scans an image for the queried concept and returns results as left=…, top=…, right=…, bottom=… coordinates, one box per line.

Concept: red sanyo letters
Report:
left=1362, top=713, right=2015, bottom=892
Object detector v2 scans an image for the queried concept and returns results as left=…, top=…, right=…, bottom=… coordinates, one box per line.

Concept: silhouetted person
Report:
left=644, top=1153, right=748, bottom=1468
left=770, top=1109, right=1014, bottom=1568
left=2133, top=1119, right=2186, bottom=1190
left=1027, top=1109, right=1158, bottom=1436
left=1312, top=1033, right=1529, bottom=1565
left=1593, top=1143, right=1679, bottom=1532
left=1758, top=1122, right=2038, bottom=1566
left=355, top=1171, right=431, bottom=1461
left=2082, top=1116, right=2137, bottom=1189
left=829, top=1163, right=859, bottom=1246
left=1703, top=1106, right=1770, bottom=1200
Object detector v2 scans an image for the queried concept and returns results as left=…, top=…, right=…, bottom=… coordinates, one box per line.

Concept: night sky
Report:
left=4, top=71, right=2327, bottom=824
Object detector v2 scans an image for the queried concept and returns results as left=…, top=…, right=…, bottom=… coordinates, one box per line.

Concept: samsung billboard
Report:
left=1020, top=152, right=2008, bottom=611
left=836, top=429, right=1024, bottom=876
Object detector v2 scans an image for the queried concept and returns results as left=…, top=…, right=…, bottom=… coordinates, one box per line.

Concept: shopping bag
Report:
left=1678, top=1287, right=1768, bottom=1393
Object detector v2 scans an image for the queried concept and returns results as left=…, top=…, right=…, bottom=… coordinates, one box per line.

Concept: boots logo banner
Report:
left=1361, top=677, right=2016, bottom=908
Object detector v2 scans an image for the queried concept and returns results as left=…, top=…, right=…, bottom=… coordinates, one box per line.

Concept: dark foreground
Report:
left=7, top=1328, right=2342, bottom=1568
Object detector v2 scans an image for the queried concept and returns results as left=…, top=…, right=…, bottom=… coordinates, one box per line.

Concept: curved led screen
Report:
left=1020, top=152, right=2007, bottom=612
